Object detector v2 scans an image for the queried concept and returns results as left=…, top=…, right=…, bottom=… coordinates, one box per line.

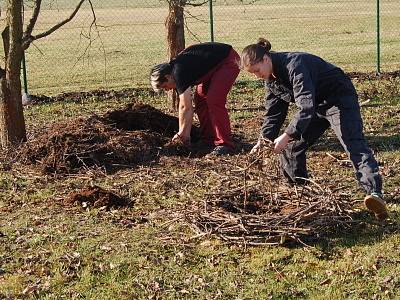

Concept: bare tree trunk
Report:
left=166, top=0, right=186, bottom=108
left=166, top=0, right=185, bottom=58
left=0, top=0, right=26, bottom=149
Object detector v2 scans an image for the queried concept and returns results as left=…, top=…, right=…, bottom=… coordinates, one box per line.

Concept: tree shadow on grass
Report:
left=305, top=210, right=400, bottom=258
left=274, top=209, right=399, bottom=255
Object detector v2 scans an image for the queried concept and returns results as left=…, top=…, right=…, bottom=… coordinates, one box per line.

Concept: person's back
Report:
left=267, top=51, right=356, bottom=106
left=171, top=42, right=232, bottom=94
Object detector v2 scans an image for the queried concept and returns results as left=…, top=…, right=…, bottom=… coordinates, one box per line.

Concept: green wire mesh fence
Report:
left=1, top=0, right=399, bottom=95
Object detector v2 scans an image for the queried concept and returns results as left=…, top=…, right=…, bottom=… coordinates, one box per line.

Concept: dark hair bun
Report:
left=257, top=38, right=272, bottom=52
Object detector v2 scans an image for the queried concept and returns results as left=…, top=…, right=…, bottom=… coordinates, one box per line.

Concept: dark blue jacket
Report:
left=261, top=52, right=358, bottom=140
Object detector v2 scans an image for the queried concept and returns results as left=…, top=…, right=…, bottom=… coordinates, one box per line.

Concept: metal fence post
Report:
left=21, top=4, right=30, bottom=103
left=376, top=0, right=381, bottom=75
left=22, top=52, right=28, bottom=95
left=209, top=0, right=214, bottom=42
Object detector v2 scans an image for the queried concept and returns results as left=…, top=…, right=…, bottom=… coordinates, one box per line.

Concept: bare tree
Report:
left=0, top=0, right=96, bottom=149
left=165, top=0, right=207, bottom=107
left=166, top=0, right=186, bottom=60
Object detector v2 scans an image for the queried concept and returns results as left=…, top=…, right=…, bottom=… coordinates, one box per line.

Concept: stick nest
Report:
left=183, top=144, right=356, bottom=246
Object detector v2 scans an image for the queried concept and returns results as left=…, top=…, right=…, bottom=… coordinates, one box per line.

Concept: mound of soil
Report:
left=18, top=103, right=201, bottom=174
left=64, top=186, right=129, bottom=209
left=103, top=103, right=200, bottom=141
left=104, top=103, right=178, bottom=137
left=25, top=88, right=153, bottom=105
left=162, top=139, right=192, bottom=157
left=19, top=115, right=163, bottom=174
left=348, top=70, right=400, bottom=80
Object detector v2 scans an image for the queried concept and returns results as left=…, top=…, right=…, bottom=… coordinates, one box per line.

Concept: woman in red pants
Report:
left=150, top=42, right=240, bottom=155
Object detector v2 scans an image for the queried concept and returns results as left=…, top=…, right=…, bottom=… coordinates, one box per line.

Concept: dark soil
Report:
left=103, top=103, right=179, bottom=137
left=215, top=189, right=290, bottom=215
left=103, top=103, right=200, bottom=141
left=18, top=103, right=199, bottom=174
left=162, top=139, right=192, bottom=157
left=25, top=88, right=155, bottom=105
left=64, top=186, right=129, bottom=209
left=18, top=114, right=162, bottom=174
left=348, top=70, right=400, bottom=80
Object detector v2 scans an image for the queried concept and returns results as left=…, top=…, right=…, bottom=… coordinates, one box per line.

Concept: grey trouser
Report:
left=280, top=96, right=382, bottom=194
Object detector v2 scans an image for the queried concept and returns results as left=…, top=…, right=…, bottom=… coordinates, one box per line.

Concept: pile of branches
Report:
left=183, top=143, right=356, bottom=246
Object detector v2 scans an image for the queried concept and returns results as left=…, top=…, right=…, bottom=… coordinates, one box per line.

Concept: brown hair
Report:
left=240, top=38, right=272, bottom=69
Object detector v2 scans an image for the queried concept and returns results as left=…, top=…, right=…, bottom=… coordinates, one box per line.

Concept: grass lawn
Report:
left=0, top=0, right=398, bottom=94
left=0, top=75, right=399, bottom=299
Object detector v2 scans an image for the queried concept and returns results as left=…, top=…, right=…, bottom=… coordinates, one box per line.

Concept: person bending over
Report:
left=240, top=38, right=388, bottom=220
left=150, top=42, right=240, bottom=156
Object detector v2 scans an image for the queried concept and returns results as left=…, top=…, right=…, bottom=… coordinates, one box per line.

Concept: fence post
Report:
left=21, top=4, right=30, bottom=103
left=376, top=0, right=381, bottom=75
left=22, top=52, right=28, bottom=95
left=209, top=0, right=214, bottom=42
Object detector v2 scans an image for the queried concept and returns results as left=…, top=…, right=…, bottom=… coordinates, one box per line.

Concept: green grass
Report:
left=0, top=0, right=399, bottom=94
left=1, top=76, right=400, bottom=299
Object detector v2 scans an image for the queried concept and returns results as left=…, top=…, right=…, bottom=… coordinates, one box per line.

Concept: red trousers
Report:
left=193, top=49, right=240, bottom=148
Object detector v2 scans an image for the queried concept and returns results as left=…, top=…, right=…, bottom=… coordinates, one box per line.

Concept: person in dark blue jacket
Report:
left=240, top=38, right=388, bottom=220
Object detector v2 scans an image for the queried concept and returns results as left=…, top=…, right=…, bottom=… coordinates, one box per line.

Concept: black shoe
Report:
left=209, top=145, right=233, bottom=156
left=193, top=140, right=214, bottom=151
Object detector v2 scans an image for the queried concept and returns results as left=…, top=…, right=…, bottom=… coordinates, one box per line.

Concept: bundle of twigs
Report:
left=183, top=141, right=356, bottom=246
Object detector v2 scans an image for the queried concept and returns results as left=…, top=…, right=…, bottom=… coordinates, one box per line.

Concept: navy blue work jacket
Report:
left=261, top=52, right=357, bottom=140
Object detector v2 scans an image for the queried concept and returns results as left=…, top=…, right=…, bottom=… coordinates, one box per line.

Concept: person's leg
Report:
left=328, top=98, right=387, bottom=219
left=203, top=50, right=240, bottom=149
left=328, top=108, right=382, bottom=194
left=280, top=115, right=330, bottom=184
left=193, top=83, right=215, bottom=145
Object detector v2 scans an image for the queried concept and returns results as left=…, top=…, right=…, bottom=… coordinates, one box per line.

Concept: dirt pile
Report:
left=104, top=103, right=179, bottom=136
left=64, top=186, right=129, bottom=209
left=103, top=103, right=200, bottom=142
left=25, top=88, right=153, bottom=105
left=348, top=70, right=400, bottom=80
left=162, top=139, right=192, bottom=157
left=18, top=103, right=196, bottom=174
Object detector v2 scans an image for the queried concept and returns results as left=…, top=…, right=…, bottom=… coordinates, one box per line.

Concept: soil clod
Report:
left=64, top=186, right=129, bottom=209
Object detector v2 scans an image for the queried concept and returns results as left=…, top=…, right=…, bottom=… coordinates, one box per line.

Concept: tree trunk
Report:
left=166, top=0, right=185, bottom=59
left=0, top=0, right=26, bottom=149
left=166, top=0, right=186, bottom=108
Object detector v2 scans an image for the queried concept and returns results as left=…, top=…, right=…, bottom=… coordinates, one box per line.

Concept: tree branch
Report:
left=73, top=0, right=102, bottom=64
left=2, top=26, right=10, bottom=60
left=186, top=0, right=208, bottom=7
left=167, top=0, right=208, bottom=8
left=184, top=11, right=203, bottom=42
left=22, top=0, right=85, bottom=50
left=24, top=0, right=42, bottom=39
